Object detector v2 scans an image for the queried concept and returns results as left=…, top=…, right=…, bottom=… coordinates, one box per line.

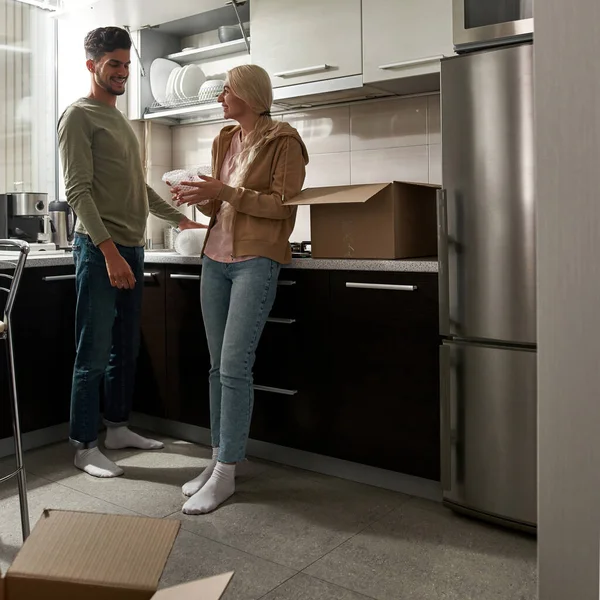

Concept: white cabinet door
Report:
left=363, top=0, right=454, bottom=84
left=57, top=0, right=228, bottom=29
left=251, top=0, right=362, bottom=88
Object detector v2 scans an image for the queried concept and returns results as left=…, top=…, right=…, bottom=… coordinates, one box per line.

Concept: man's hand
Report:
left=178, top=217, right=207, bottom=230
left=98, top=239, right=136, bottom=290
left=173, top=176, right=224, bottom=207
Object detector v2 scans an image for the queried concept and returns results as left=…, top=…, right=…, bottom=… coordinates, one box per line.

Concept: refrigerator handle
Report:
left=440, top=344, right=452, bottom=491
left=436, top=189, right=450, bottom=336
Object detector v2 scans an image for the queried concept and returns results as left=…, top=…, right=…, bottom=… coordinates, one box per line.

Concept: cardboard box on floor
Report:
left=284, top=181, right=439, bottom=260
left=0, top=510, right=233, bottom=600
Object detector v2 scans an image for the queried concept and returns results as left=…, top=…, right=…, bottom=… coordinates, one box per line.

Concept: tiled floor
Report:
left=0, top=433, right=537, bottom=599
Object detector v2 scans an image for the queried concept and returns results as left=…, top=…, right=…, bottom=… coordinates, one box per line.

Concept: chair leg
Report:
left=6, top=327, right=30, bottom=541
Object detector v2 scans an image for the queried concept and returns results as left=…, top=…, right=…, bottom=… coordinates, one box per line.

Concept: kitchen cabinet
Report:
left=10, top=266, right=77, bottom=435
left=250, top=0, right=363, bottom=88
left=362, top=0, right=454, bottom=91
left=327, top=271, right=440, bottom=480
left=132, top=266, right=168, bottom=419
left=250, top=269, right=333, bottom=454
left=164, top=265, right=211, bottom=427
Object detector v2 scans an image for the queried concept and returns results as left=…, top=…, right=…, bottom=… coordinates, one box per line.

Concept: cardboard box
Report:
left=285, top=181, right=438, bottom=260
left=0, top=510, right=233, bottom=600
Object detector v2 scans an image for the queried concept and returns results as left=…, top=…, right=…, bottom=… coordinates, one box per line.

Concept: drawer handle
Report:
left=278, top=280, right=296, bottom=286
left=266, top=317, right=296, bottom=325
left=345, top=282, right=417, bottom=292
left=378, top=55, right=444, bottom=70
left=170, top=273, right=200, bottom=281
left=274, top=64, right=331, bottom=78
left=42, top=274, right=76, bottom=282
left=254, top=385, right=298, bottom=396
left=144, top=272, right=159, bottom=278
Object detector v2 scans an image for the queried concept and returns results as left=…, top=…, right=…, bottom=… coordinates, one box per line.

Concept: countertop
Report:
left=0, top=250, right=439, bottom=273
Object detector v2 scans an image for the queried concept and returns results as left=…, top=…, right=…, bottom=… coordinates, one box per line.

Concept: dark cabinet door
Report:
left=251, top=268, right=333, bottom=454
left=9, top=266, right=77, bottom=435
left=133, top=266, right=168, bottom=418
left=165, top=266, right=211, bottom=427
left=328, top=271, right=440, bottom=480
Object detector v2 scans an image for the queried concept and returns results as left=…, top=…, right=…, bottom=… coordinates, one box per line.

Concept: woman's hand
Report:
left=171, top=176, right=224, bottom=207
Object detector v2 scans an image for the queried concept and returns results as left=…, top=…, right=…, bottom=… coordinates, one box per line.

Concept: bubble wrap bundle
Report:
left=174, top=228, right=207, bottom=256
left=162, top=165, right=212, bottom=192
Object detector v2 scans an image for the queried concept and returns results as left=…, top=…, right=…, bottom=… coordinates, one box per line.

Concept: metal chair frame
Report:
left=0, top=239, right=31, bottom=541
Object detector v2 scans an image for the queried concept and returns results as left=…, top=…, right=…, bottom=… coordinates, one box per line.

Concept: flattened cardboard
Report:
left=285, top=181, right=438, bottom=260
left=7, top=510, right=180, bottom=600
left=152, top=573, right=234, bottom=600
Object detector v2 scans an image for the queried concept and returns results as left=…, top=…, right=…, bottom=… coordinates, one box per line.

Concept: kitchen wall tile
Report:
left=285, top=106, right=350, bottom=155
left=428, top=94, right=441, bottom=145
left=351, top=146, right=429, bottom=185
left=350, top=96, right=427, bottom=152
left=429, top=144, right=442, bottom=185
left=129, top=120, right=145, bottom=153
left=148, top=122, right=172, bottom=168
left=173, top=122, right=223, bottom=169
left=304, top=152, right=351, bottom=188
left=291, top=206, right=311, bottom=243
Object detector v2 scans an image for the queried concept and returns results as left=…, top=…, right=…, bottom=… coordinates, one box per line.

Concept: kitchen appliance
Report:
left=453, top=0, right=533, bottom=52
left=0, top=193, right=52, bottom=244
left=290, top=241, right=311, bottom=258
left=438, top=43, right=536, bottom=532
left=48, top=200, right=76, bottom=249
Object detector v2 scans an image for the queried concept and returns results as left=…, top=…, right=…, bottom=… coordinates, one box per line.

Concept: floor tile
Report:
left=174, top=465, right=406, bottom=570
left=305, top=497, right=537, bottom=600
left=159, top=529, right=296, bottom=600
left=18, top=436, right=266, bottom=519
left=262, top=573, right=374, bottom=600
left=0, top=473, right=137, bottom=573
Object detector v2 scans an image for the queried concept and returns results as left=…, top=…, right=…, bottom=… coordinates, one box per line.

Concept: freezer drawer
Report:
left=440, top=44, right=536, bottom=344
left=441, top=341, right=537, bottom=526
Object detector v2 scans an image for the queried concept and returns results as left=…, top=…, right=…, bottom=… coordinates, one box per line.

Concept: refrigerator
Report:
left=438, top=42, right=537, bottom=532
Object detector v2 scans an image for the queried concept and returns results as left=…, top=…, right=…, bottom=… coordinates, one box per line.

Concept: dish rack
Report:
left=147, top=88, right=222, bottom=115
left=0, top=239, right=31, bottom=542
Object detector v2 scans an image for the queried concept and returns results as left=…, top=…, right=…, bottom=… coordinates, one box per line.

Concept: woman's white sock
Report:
left=182, top=447, right=219, bottom=497
left=182, top=462, right=236, bottom=515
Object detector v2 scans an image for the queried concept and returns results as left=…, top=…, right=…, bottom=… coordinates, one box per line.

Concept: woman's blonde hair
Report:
left=220, top=64, right=284, bottom=229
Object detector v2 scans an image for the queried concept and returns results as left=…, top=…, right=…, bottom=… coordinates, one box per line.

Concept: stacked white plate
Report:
left=151, top=59, right=207, bottom=106
left=150, top=58, right=179, bottom=106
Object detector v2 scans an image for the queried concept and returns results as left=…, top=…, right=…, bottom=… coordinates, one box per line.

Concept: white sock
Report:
left=75, top=447, right=124, bottom=478
left=104, top=426, right=164, bottom=450
left=182, top=447, right=219, bottom=497
left=182, top=462, right=236, bottom=515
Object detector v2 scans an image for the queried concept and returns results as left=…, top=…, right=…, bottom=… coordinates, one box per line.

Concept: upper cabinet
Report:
left=363, top=0, right=454, bottom=90
left=56, top=0, right=230, bottom=30
left=250, top=0, right=362, bottom=89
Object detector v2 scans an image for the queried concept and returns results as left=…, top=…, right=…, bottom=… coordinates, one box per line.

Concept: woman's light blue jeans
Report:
left=201, top=255, right=281, bottom=463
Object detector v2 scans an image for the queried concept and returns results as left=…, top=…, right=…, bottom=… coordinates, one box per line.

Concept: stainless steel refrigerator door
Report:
left=441, top=341, right=537, bottom=526
left=441, top=44, right=536, bottom=344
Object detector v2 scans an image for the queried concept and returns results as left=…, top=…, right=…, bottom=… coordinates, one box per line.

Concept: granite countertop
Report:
left=0, top=250, right=439, bottom=273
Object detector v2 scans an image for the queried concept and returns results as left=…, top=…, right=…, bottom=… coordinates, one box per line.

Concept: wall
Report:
left=170, top=94, right=441, bottom=242
left=0, top=0, right=56, bottom=195
left=536, top=0, right=600, bottom=598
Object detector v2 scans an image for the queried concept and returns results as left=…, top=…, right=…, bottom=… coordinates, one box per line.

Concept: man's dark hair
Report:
left=84, top=27, right=132, bottom=62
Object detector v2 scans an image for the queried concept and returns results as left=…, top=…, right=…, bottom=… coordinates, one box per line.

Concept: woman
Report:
left=171, top=64, right=309, bottom=514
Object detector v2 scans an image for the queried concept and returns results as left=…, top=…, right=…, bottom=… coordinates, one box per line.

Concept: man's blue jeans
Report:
left=201, top=256, right=281, bottom=463
left=70, top=234, right=144, bottom=448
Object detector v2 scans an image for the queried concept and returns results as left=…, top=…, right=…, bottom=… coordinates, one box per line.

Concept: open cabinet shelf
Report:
left=166, top=37, right=250, bottom=64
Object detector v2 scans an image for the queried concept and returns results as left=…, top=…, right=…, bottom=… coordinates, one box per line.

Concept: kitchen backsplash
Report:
left=142, top=93, right=442, bottom=245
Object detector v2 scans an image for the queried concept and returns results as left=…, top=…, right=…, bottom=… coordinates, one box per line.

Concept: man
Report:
left=58, top=26, right=203, bottom=478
